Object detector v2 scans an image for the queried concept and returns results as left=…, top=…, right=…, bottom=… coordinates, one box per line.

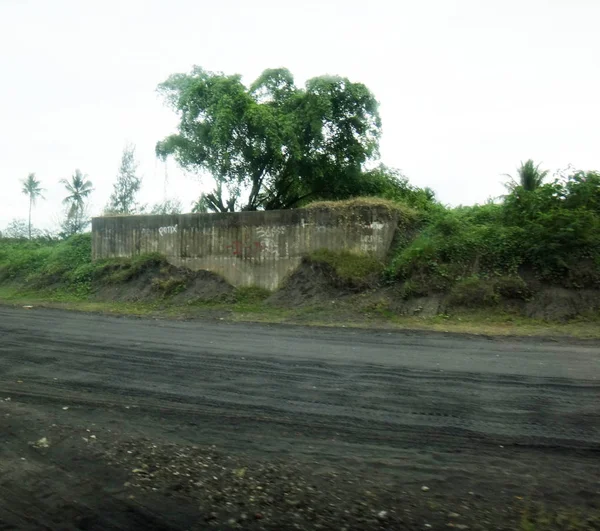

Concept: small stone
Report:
left=421, top=486, right=430, bottom=492
left=90, top=435, right=96, bottom=439
left=448, top=512, right=460, bottom=518
left=33, top=437, right=49, bottom=448
left=255, top=513, right=263, bottom=520
left=377, top=510, right=388, bottom=519
left=62, top=406, right=69, bottom=411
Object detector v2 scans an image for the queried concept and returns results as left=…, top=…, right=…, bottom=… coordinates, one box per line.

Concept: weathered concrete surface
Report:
left=92, top=207, right=398, bottom=289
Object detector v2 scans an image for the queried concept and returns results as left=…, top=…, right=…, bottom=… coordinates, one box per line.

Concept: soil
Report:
left=524, top=287, right=600, bottom=321
left=267, top=259, right=352, bottom=307
left=1, top=307, right=599, bottom=530
left=94, top=264, right=234, bottom=304
left=269, top=260, right=600, bottom=321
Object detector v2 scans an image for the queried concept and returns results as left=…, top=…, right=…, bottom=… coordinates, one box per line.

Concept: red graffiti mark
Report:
left=227, top=240, right=265, bottom=257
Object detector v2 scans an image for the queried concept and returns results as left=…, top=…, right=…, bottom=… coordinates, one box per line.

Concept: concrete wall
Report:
left=91, top=206, right=398, bottom=290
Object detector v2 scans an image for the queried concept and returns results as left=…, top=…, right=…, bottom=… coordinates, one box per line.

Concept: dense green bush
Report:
left=390, top=170, right=600, bottom=292
left=0, top=234, right=94, bottom=294
left=0, top=234, right=166, bottom=296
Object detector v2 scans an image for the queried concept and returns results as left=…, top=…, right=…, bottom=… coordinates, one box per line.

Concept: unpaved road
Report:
left=1, top=307, right=599, bottom=530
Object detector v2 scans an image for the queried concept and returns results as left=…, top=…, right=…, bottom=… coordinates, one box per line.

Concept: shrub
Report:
left=447, top=277, right=498, bottom=308
left=309, top=249, right=385, bottom=288
left=151, top=277, right=187, bottom=296
left=494, top=275, right=532, bottom=300
left=232, top=286, right=271, bottom=304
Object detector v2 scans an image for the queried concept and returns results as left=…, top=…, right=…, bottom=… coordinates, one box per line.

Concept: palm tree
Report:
left=504, top=160, right=549, bottom=192
left=61, top=170, right=93, bottom=218
left=21, top=173, right=44, bottom=239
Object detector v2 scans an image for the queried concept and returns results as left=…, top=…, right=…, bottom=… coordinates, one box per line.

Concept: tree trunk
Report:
left=28, top=196, right=32, bottom=239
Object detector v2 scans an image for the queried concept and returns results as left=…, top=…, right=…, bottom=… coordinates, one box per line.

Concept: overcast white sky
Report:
left=1, top=0, right=599, bottom=231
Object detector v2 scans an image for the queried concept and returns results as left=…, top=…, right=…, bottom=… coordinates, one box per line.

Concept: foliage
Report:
left=150, top=198, right=183, bottom=215
left=60, top=170, right=94, bottom=237
left=0, top=234, right=92, bottom=294
left=504, top=159, right=549, bottom=192
left=309, top=249, right=385, bottom=288
left=152, top=276, right=187, bottom=296
left=191, top=194, right=210, bottom=214
left=2, top=219, right=37, bottom=239
left=21, top=173, right=44, bottom=239
left=156, top=67, right=381, bottom=212
left=105, top=143, right=143, bottom=215
left=391, top=167, right=600, bottom=291
left=446, top=276, right=498, bottom=308
left=59, top=204, right=92, bottom=239
left=231, top=286, right=271, bottom=304
left=358, top=165, right=438, bottom=212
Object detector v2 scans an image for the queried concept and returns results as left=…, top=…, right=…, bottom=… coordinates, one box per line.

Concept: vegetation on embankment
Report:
left=1, top=168, right=599, bottom=336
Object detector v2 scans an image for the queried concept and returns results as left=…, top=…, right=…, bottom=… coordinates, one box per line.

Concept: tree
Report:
left=21, top=173, right=44, bottom=239
left=60, top=170, right=93, bottom=236
left=156, top=67, right=381, bottom=212
left=504, top=159, right=549, bottom=192
left=359, top=164, right=438, bottom=210
left=2, top=219, right=31, bottom=239
left=149, top=198, right=183, bottom=215
left=61, top=170, right=93, bottom=216
left=191, top=194, right=210, bottom=214
left=58, top=203, right=92, bottom=238
left=105, top=143, right=143, bottom=214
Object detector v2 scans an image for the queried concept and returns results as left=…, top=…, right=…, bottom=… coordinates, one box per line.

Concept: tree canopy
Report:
left=21, top=173, right=44, bottom=239
left=504, top=159, right=549, bottom=192
left=105, top=144, right=143, bottom=215
left=156, top=67, right=382, bottom=212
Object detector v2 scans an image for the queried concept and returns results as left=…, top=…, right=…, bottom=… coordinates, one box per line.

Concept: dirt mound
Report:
left=525, top=288, right=600, bottom=321
left=389, top=294, right=446, bottom=317
left=94, top=266, right=164, bottom=303
left=172, top=270, right=234, bottom=303
left=267, top=259, right=352, bottom=307
left=94, top=260, right=233, bottom=304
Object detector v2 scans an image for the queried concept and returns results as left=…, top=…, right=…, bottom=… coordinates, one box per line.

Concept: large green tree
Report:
left=105, top=143, right=143, bottom=214
left=21, top=173, right=44, bottom=239
left=156, top=67, right=382, bottom=212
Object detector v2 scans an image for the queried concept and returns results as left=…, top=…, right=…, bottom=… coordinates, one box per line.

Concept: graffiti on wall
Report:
left=158, top=225, right=178, bottom=236
left=227, top=239, right=265, bottom=257
left=227, top=226, right=287, bottom=258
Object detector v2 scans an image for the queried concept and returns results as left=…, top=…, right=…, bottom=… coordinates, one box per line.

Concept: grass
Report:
left=2, top=283, right=599, bottom=339
left=1, top=234, right=599, bottom=339
left=309, top=249, right=385, bottom=287
left=520, top=504, right=600, bottom=530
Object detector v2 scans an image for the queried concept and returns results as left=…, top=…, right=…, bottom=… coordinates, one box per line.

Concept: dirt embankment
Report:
left=266, top=258, right=600, bottom=321
left=88, top=255, right=600, bottom=322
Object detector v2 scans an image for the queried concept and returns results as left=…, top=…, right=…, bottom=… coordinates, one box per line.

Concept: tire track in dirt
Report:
left=1, top=307, right=599, bottom=453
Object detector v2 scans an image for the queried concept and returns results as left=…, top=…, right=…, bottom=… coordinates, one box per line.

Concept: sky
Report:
left=1, top=0, right=599, bottom=231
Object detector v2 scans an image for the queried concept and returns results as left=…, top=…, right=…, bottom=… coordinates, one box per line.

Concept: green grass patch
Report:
left=309, top=249, right=385, bottom=287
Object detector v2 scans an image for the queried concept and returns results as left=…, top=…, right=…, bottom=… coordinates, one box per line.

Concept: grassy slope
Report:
left=1, top=223, right=599, bottom=339
left=1, top=281, right=599, bottom=340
